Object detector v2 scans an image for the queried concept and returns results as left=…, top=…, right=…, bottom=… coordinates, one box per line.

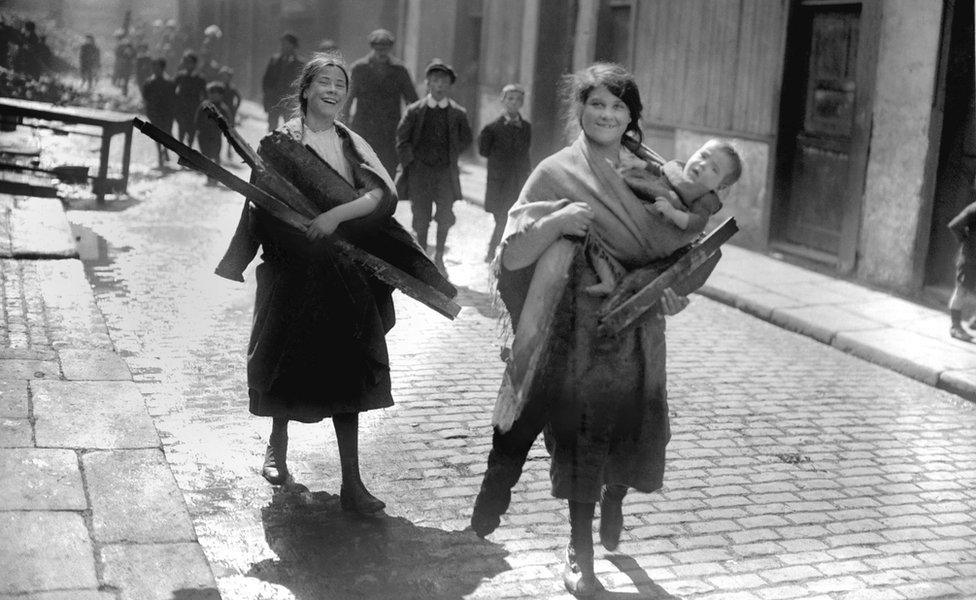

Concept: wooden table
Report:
left=0, top=97, right=134, bottom=202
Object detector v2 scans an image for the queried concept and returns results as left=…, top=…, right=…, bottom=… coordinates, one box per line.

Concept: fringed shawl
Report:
left=503, top=132, right=695, bottom=269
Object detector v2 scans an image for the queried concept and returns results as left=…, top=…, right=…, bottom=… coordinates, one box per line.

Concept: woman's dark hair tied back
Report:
left=561, top=62, right=644, bottom=145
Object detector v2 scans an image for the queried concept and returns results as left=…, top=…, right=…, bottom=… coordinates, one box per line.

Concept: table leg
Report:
left=96, top=129, right=111, bottom=203
left=120, top=127, right=132, bottom=194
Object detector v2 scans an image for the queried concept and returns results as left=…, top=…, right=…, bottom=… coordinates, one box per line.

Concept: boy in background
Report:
left=195, top=81, right=230, bottom=185
left=478, top=83, right=531, bottom=263
left=141, top=58, right=176, bottom=169
left=174, top=51, right=207, bottom=147
left=218, top=66, right=242, bottom=159
left=395, top=58, right=473, bottom=272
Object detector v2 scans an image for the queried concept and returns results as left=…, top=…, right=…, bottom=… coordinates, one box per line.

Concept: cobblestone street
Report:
left=61, top=115, right=976, bottom=600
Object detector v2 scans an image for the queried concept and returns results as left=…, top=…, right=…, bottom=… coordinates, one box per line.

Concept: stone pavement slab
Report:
left=0, top=359, right=60, bottom=380
left=0, top=417, right=31, bottom=446
left=84, top=448, right=197, bottom=543
left=100, top=542, right=221, bottom=600
left=0, top=379, right=28, bottom=416
left=0, top=448, right=86, bottom=510
left=0, top=511, right=98, bottom=593
left=59, top=348, right=132, bottom=380
left=7, top=196, right=78, bottom=258
left=32, top=380, right=159, bottom=449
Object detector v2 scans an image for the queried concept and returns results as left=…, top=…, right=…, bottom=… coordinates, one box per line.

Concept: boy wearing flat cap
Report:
left=395, top=58, right=473, bottom=272
left=346, top=29, right=418, bottom=176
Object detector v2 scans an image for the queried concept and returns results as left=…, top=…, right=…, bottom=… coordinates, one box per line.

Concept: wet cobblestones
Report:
left=60, top=113, right=976, bottom=599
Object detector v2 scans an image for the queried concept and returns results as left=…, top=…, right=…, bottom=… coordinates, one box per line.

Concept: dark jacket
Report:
left=141, top=74, right=176, bottom=127
left=478, top=114, right=531, bottom=214
left=261, top=52, right=303, bottom=112
left=174, top=69, right=206, bottom=114
left=395, top=97, right=473, bottom=199
left=347, top=54, right=418, bottom=174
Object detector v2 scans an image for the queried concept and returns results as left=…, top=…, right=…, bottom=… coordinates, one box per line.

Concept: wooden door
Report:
left=780, top=4, right=860, bottom=256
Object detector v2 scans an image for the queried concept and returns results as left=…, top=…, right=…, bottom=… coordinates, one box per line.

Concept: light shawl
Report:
left=503, top=131, right=693, bottom=269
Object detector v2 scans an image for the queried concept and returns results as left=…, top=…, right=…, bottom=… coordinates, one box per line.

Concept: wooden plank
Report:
left=132, top=117, right=461, bottom=320
left=0, top=98, right=132, bottom=128
left=597, top=217, right=739, bottom=337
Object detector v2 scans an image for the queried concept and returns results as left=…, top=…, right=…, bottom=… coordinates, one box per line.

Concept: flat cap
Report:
left=425, top=58, right=456, bottom=83
left=367, top=29, right=395, bottom=45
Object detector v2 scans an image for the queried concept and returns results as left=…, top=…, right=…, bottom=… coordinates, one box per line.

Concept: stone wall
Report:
left=856, top=0, right=943, bottom=290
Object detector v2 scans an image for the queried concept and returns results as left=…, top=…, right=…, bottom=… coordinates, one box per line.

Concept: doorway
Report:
left=924, top=0, right=976, bottom=291
left=771, top=1, right=874, bottom=269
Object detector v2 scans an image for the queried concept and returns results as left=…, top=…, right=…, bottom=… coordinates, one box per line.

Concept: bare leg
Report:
left=434, top=225, right=450, bottom=267
left=262, top=418, right=289, bottom=485
left=950, top=284, right=973, bottom=341
left=584, top=256, right=617, bottom=296
left=564, top=500, right=600, bottom=597
left=334, top=413, right=385, bottom=514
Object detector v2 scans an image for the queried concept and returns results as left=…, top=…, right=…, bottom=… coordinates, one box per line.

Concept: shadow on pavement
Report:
left=170, top=588, right=222, bottom=600
left=601, top=554, right=683, bottom=599
left=248, top=483, right=510, bottom=600
left=452, top=284, right=499, bottom=319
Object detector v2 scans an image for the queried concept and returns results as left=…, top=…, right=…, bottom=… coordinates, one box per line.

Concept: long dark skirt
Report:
left=247, top=252, right=394, bottom=423
left=541, top=254, right=670, bottom=502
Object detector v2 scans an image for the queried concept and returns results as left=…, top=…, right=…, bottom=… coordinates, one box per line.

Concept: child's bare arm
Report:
left=653, top=198, right=691, bottom=230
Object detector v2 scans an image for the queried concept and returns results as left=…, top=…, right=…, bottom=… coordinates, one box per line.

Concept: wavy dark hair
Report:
left=560, top=62, right=643, bottom=145
left=288, top=51, right=349, bottom=118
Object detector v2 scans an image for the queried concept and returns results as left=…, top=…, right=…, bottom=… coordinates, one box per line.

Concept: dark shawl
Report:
left=216, top=119, right=451, bottom=422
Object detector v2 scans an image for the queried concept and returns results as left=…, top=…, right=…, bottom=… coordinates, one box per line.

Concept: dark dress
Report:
left=497, top=249, right=670, bottom=502
left=478, top=115, right=531, bottom=215
left=215, top=120, right=454, bottom=423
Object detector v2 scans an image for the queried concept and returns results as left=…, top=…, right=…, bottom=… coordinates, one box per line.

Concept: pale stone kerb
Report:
left=856, top=1, right=943, bottom=290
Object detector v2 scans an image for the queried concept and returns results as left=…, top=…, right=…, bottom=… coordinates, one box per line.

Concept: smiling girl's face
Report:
left=580, top=85, right=629, bottom=148
left=303, top=65, right=348, bottom=121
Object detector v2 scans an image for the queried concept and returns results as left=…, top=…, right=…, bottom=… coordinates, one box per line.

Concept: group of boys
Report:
left=334, top=29, right=532, bottom=271
left=141, top=49, right=242, bottom=172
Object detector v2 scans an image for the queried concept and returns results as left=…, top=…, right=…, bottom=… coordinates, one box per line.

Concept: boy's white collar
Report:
left=425, top=95, right=449, bottom=108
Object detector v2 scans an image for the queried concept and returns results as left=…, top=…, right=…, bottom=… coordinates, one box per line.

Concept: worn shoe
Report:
left=599, top=485, right=627, bottom=551
left=951, top=326, right=973, bottom=342
left=562, top=545, right=600, bottom=598
left=261, top=438, right=289, bottom=485
left=340, top=480, right=386, bottom=514
left=470, top=487, right=509, bottom=537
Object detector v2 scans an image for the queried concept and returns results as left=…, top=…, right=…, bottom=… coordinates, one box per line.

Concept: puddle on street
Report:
left=70, top=221, right=129, bottom=297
